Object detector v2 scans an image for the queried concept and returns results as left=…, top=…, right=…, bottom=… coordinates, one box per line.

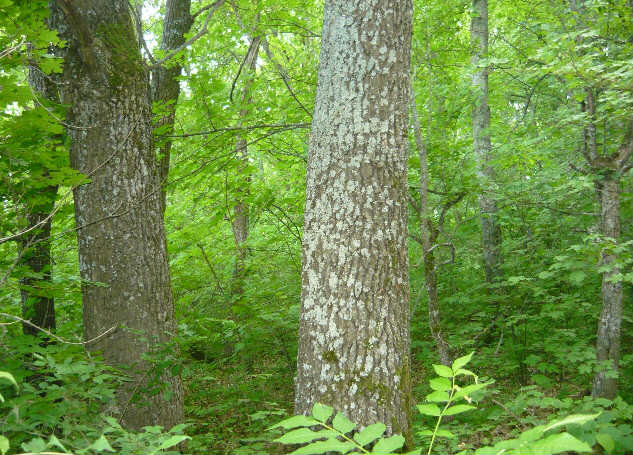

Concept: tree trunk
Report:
left=50, top=0, right=183, bottom=430
left=18, top=188, right=57, bottom=337
left=295, top=0, right=413, bottom=443
left=471, top=0, right=502, bottom=285
left=410, top=82, right=450, bottom=366
left=592, top=177, right=622, bottom=399
left=18, top=66, right=60, bottom=337
left=231, top=36, right=260, bottom=298
left=151, top=0, right=193, bottom=213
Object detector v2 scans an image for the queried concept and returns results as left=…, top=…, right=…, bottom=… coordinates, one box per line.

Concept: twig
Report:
left=0, top=312, right=116, bottom=345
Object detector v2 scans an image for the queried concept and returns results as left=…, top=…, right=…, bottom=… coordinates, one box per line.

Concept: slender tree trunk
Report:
left=151, top=0, right=192, bottom=213
left=18, top=188, right=57, bottom=336
left=295, top=0, right=413, bottom=443
left=18, top=66, right=60, bottom=337
left=231, top=36, right=260, bottom=297
left=471, top=0, right=502, bottom=285
left=50, top=0, right=183, bottom=430
left=410, top=82, right=450, bottom=366
left=592, top=178, right=622, bottom=399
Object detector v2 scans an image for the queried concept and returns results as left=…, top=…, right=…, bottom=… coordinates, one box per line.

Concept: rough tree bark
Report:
left=471, top=0, right=502, bottom=285
left=295, top=0, right=413, bottom=443
left=151, top=0, right=192, bottom=213
left=50, top=0, right=183, bottom=430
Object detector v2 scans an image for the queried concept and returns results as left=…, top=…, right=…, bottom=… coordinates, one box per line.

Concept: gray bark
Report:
left=50, top=0, right=183, bottom=430
left=151, top=0, right=193, bottom=213
left=295, top=0, right=413, bottom=444
left=471, top=0, right=502, bottom=285
left=592, top=178, right=622, bottom=399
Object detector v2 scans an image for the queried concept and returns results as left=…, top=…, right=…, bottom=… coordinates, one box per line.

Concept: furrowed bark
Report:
left=295, top=0, right=414, bottom=444
left=51, top=0, right=183, bottom=430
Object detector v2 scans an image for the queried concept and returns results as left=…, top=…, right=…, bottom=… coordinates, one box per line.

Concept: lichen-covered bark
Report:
left=51, top=0, right=183, bottom=430
left=151, top=0, right=192, bottom=213
left=471, top=0, right=502, bottom=285
left=592, top=177, right=622, bottom=399
left=295, top=0, right=413, bottom=443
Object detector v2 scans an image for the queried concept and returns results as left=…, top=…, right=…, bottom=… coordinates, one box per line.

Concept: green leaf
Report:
left=418, top=429, right=456, bottom=439
left=332, top=413, right=356, bottom=434
left=371, top=434, right=405, bottom=454
left=454, top=368, right=476, bottom=377
left=312, top=403, right=334, bottom=422
left=354, top=423, right=386, bottom=446
left=433, top=364, right=454, bottom=378
left=0, top=372, right=18, bottom=389
left=269, top=414, right=319, bottom=430
left=452, top=352, right=474, bottom=371
left=542, top=414, right=599, bottom=432
left=21, top=438, right=47, bottom=453
left=417, top=404, right=441, bottom=417
left=0, top=436, right=9, bottom=455
left=596, top=432, right=615, bottom=453
left=453, top=381, right=493, bottom=400
left=531, top=432, right=593, bottom=454
left=274, top=428, right=337, bottom=444
left=290, top=439, right=356, bottom=454
left=429, top=377, right=452, bottom=391
left=444, top=404, right=476, bottom=416
left=426, top=391, right=450, bottom=403
left=48, top=435, right=67, bottom=452
left=151, top=435, right=191, bottom=453
left=87, top=435, right=115, bottom=452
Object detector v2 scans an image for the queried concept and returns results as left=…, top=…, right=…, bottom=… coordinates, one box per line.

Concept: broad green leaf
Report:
left=417, top=404, right=441, bottom=417
left=433, top=364, right=453, bottom=378
left=87, top=435, right=115, bottom=452
left=48, top=435, right=67, bottom=452
left=0, top=372, right=17, bottom=389
left=312, top=403, right=334, bottom=422
left=354, top=423, right=386, bottom=446
left=530, top=432, right=593, bottom=454
left=0, top=436, right=8, bottom=455
left=542, top=414, right=599, bottom=432
left=596, top=433, right=615, bottom=453
left=453, top=381, right=493, bottom=400
left=269, top=414, right=318, bottom=430
left=429, top=377, right=452, bottom=391
left=151, top=435, right=191, bottom=453
left=418, top=429, right=456, bottom=439
left=21, top=438, right=47, bottom=453
left=274, top=428, right=338, bottom=444
left=290, top=439, right=356, bottom=454
left=371, top=434, right=405, bottom=454
left=451, top=352, right=474, bottom=371
left=454, top=368, right=476, bottom=377
left=332, top=413, right=356, bottom=434
left=444, top=404, right=476, bottom=416
left=426, top=391, right=450, bottom=403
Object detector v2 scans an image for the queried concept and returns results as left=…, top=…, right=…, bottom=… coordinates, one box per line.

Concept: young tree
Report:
left=471, top=0, right=502, bottom=286
left=50, top=0, right=183, bottom=430
left=295, top=0, right=414, bottom=442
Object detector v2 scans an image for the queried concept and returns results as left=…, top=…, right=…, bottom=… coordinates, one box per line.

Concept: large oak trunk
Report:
left=295, top=0, right=413, bottom=443
left=51, top=0, right=183, bottom=430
